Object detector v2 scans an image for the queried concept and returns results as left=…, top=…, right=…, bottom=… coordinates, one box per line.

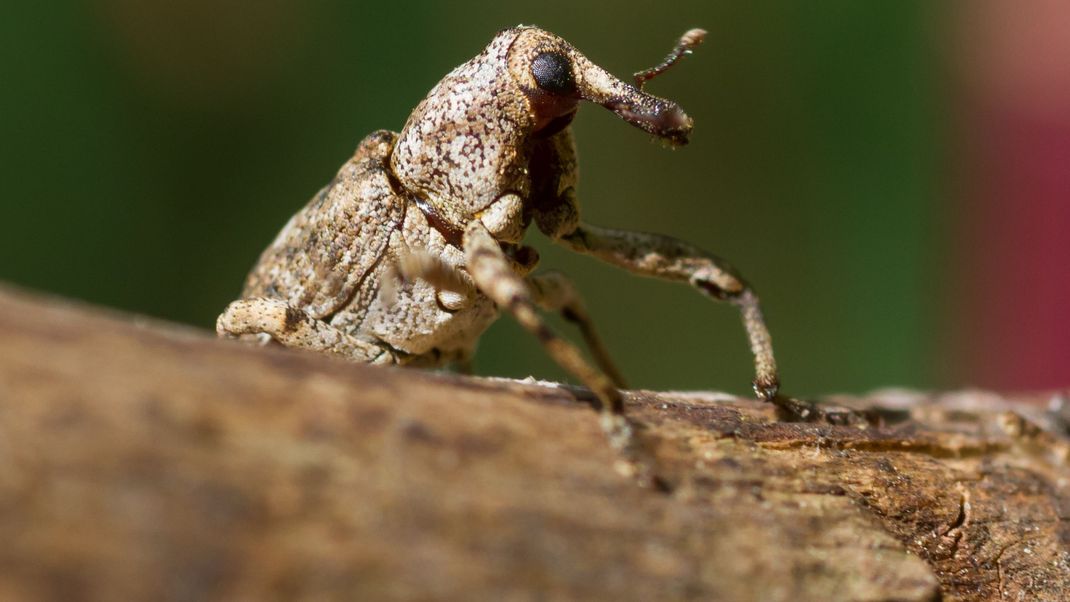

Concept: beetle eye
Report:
left=531, top=52, right=576, bottom=95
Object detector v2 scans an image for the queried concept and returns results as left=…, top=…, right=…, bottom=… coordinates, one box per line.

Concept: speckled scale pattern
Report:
left=353, top=197, right=498, bottom=361
left=242, top=131, right=404, bottom=320
left=219, top=25, right=781, bottom=420
left=391, top=28, right=534, bottom=228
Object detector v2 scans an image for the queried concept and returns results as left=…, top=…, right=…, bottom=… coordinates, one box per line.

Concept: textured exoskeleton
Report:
left=218, top=26, right=780, bottom=446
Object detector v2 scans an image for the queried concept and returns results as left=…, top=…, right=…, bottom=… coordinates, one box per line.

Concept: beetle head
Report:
left=507, top=27, right=696, bottom=146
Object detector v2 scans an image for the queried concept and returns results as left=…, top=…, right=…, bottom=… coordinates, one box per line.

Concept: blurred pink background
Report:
left=953, top=0, right=1070, bottom=390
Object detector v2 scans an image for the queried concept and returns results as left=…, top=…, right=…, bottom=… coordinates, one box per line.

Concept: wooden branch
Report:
left=1, top=283, right=1068, bottom=601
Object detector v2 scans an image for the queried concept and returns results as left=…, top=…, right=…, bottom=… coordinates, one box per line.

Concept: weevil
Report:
left=217, top=26, right=779, bottom=446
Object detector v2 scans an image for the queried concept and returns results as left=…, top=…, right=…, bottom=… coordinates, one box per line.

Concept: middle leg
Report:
left=380, top=248, right=477, bottom=311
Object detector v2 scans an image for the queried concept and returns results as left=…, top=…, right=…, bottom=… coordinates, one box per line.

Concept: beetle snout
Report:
left=601, top=96, right=693, bottom=146
left=576, top=62, right=693, bottom=146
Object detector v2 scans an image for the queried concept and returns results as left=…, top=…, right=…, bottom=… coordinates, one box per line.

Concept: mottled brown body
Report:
left=238, top=130, right=498, bottom=366
left=218, top=26, right=781, bottom=449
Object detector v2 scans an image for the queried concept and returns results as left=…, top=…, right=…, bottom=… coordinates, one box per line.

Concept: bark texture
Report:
left=0, top=284, right=1068, bottom=601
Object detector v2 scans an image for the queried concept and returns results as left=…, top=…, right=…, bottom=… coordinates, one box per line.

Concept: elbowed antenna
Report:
left=633, top=28, right=707, bottom=90
left=569, top=28, right=706, bottom=146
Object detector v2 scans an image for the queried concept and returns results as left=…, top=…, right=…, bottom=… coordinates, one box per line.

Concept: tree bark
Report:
left=0, top=284, right=1068, bottom=601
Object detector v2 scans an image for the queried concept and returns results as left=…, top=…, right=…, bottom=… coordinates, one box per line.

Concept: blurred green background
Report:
left=0, top=1, right=948, bottom=397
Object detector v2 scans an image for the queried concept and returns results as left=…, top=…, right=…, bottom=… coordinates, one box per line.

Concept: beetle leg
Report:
left=528, top=270, right=628, bottom=389
left=555, top=222, right=779, bottom=400
left=463, top=222, right=633, bottom=450
left=380, top=249, right=476, bottom=311
left=217, top=298, right=396, bottom=364
left=391, top=249, right=475, bottom=296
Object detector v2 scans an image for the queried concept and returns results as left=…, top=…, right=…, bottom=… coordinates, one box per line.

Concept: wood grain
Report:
left=0, top=284, right=1067, bottom=601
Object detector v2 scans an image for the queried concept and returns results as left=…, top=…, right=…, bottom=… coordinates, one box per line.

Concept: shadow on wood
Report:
left=0, top=284, right=1068, bottom=601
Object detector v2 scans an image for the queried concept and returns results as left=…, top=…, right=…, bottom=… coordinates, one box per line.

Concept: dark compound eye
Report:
left=531, top=52, right=576, bottom=95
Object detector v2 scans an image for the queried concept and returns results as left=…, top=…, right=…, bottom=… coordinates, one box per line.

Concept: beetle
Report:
left=217, top=26, right=780, bottom=447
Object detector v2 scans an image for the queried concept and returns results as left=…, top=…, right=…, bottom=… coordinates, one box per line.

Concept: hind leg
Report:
left=217, top=297, right=396, bottom=365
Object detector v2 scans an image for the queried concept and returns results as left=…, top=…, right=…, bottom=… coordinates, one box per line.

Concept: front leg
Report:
left=462, top=222, right=633, bottom=450
left=553, top=221, right=779, bottom=400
